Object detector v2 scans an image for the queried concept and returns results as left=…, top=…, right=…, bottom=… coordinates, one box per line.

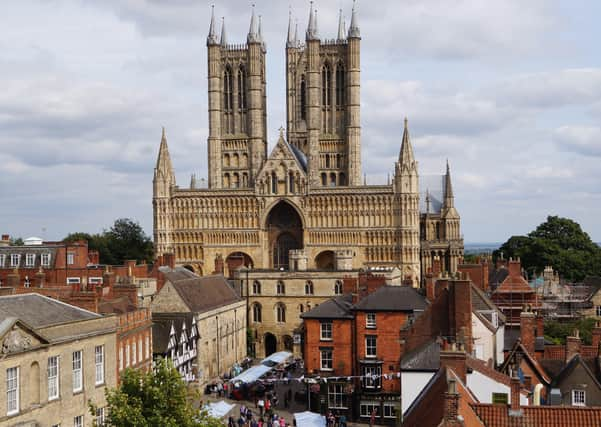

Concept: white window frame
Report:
left=132, top=342, right=137, bottom=365
left=320, top=321, right=333, bottom=341
left=24, top=277, right=31, bottom=288
left=74, top=415, right=83, bottom=427
left=334, top=280, right=343, bottom=295
left=365, top=335, right=377, bottom=358
left=0, top=254, right=5, bottom=267
left=138, top=337, right=143, bottom=362
left=383, top=403, right=397, bottom=418
left=6, top=367, right=19, bottom=415
left=88, top=277, right=103, bottom=285
left=360, top=401, right=379, bottom=417
left=10, top=254, right=20, bottom=267
left=25, top=253, right=35, bottom=267
left=72, top=350, right=83, bottom=393
left=596, top=306, right=601, bottom=317
left=67, top=277, right=81, bottom=285
left=95, top=346, right=104, bottom=385
left=145, top=335, right=150, bottom=359
left=96, top=407, right=105, bottom=426
left=572, top=389, right=586, bottom=407
left=126, top=344, right=130, bottom=368
left=328, top=383, right=347, bottom=409
left=320, top=348, right=333, bottom=371
left=363, top=365, right=381, bottom=389
left=41, top=253, right=51, bottom=267
left=48, top=356, right=60, bottom=401
left=119, top=346, right=124, bottom=371
left=366, top=313, right=376, bottom=329
left=67, top=253, right=75, bottom=265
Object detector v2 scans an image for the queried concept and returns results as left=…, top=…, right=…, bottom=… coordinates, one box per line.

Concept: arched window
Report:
left=336, top=62, right=345, bottom=107
left=271, top=172, right=277, bottom=194
left=233, top=153, right=239, bottom=167
left=334, top=280, right=343, bottom=295
left=252, top=303, right=262, bottom=323
left=288, top=172, right=294, bottom=193
left=223, top=153, right=230, bottom=167
left=224, top=67, right=233, bottom=112
left=322, top=64, right=331, bottom=107
left=299, top=304, right=304, bottom=313
left=276, top=280, right=285, bottom=295
left=252, top=280, right=261, bottom=295
left=300, top=75, right=307, bottom=120
left=321, top=173, right=327, bottom=186
left=237, top=66, right=247, bottom=110
left=232, top=173, right=239, bottom=188
left=325, top=153, right=330, bottom=168
left=242, top=173, right=248, bottom=187
left=305, top=280, right=314, bottom=295
left=339, top=172, right=346, bottom=186
left=330, top=173, right=337, bottom=187
left=241, top=152, right=248, bottom=166
left=223, top=173, right=230, bottom=188
left=276, top=304, right=286, bottom=323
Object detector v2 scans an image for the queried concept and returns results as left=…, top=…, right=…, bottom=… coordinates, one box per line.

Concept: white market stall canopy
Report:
left=206, top=401, right=235, bottom=418
left=261, top=351, right=293, bottom=366
left=294, top=411, right=326, bottom=427
left=230, top=364, right=272, bottom=384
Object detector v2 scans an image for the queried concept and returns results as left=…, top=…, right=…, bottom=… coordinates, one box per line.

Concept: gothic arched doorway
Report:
left=315, top=250, right=335, bottom=270
left=266, top=201, right=303, bottom=270
left=264, top=332, right=277, bottom=357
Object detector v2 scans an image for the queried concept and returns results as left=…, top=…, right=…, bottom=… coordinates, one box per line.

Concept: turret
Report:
left=286, top=10, right=296, bottom=47
left=395, top=117, right=418, bottom=193
left=337, top=9, right=346, bottom=41
left=443, top=160, right=455, bottom=210
left=247, top=5, right=259, bottom=43
left=207, top=5, right=219, bottom=45
left=348, top=0, right=360, bottom=38
left=153, top=127, right=175, bottom=198
left=220, top=17, right=227, bottom=46
left=346, top=0, right=362, bottom=185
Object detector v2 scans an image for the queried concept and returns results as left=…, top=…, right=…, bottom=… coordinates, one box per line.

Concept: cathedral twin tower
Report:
left=153, top=4, right=464, bottom=285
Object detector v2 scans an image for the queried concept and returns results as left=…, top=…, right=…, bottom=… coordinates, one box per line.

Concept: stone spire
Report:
left=348, top=0, right=360, bottom=38
left=337, top=9, right=346, bottom=40
left=306, top=2, right=319, bottom=40
left=190, top=173, right=197, bottom=189
left=287, top=9, right=296, bottom=47
left=154, top=127, right=176, bottom=194
left=207, top=5, right=219, bottom=45
left=398, top=117, right=416, bottom=166
left=425, top=189, right=431, bottom=214
left=247, top=4, right=259, bottom=43
left=258, top=15, right=263, bottom=43
left=444, top=160, right=455, bottom=208
left=220, top=17, right=227, bottom=46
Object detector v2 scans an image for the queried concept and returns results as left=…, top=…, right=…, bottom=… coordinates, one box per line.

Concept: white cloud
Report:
left=553, top=125, right=601, bottom=157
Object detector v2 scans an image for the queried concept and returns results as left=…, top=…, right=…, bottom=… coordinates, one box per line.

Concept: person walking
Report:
left=370, top=408, right=377, bottom=427
left=258, top=398, right=265, bottom=417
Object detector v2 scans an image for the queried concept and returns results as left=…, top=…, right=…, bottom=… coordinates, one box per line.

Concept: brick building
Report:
left=301, top=285, right=428, bottom=424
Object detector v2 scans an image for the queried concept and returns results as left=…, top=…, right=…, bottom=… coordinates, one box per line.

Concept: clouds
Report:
left=1, top=0, right=600, bottom=243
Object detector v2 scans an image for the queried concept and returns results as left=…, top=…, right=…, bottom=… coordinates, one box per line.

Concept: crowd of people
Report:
left=228, top=402, right=291, bottom=427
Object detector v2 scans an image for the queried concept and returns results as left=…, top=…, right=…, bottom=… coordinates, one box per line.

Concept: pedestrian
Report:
left=339, top=414, right=346, bottom=427
left=265, top=399, right=271, bottom=414
left=370, top=408, right=377, bottom=427
left=240, top=404, right=247, bottom=417
left=218, top=382, right=223, bottom=397
left=246, top=407, right=253, bottom=420
left=279, top=417, right=286, bottom=427
left=258, top=398, right=265, bottom=417
left=238, top=417, right=245, bottom=427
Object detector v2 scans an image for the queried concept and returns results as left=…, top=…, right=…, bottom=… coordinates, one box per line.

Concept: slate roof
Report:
left=550, top=353, right=601, bottom=390
left=300, top=294, right=354, bottom=319
left=419, top=174, right=445, bottom=214
left=286, top=141, right=308, bottom=171
left=471, top=283, right=506, bottom=323
left=400, top=339, right=441, bottom=371
left=488, top=267, right=509, bottom=290
left=352, top=285, right=428, bottom=311
left=162, top=268, right=242, bottom=313
left=0, top=293, right=100, bottom=328
left=152, top=312, right=195, bottom=354
left=0, top=246, right=58, bottom=269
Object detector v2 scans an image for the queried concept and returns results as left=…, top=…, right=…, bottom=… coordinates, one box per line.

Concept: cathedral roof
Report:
left=420, top=174, right=445, bottom=214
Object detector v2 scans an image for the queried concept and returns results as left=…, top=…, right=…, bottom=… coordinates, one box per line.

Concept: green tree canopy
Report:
left=494, top=216, right=601, bottom=281
left=63, top=218, right=153, bottom=265
left=92, top=358, right=223, bottom=427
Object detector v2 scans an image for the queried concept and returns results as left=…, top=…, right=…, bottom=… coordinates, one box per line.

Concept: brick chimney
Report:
left=510, top=375, right=522, bottom=413
left=102, top=267, right=116, bottom=294
left=0, top=234, right=10, bottom=247
left=442, top=378, right=461, bottom=426
left=449, top=277, right=473, bottom=355
left=520, top=309, right=536, bottom=355
left=425, top=272, right=436, bottom=302
left=592, top=321, right=601, bottom=354
left=440, top=346, right=467, bottom=384
left=536, top=313, right=544, bottom=339
left=508, top=257, right=522, bottom=278
left=566, top=329, right=581, bottom=362
left=432, top=256, right=442, bottom=276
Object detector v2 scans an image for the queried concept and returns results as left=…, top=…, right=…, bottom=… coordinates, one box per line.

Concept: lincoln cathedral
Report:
left=153, top=4, right=463, bottom=289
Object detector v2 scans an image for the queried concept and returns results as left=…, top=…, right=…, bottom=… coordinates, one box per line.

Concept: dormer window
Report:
left=10, top=254, right=20, bottom=267
left=25, top=253, right=35, bottom=267
left=41, top=253, right=51, bottom=267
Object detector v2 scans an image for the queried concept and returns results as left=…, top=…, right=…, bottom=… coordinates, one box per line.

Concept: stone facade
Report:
left=0, top=295, right=117, bottom=427
left=152, top=6, right=463, bottom=287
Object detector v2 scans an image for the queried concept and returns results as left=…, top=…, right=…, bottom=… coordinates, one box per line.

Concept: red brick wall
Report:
left=304, top=318, right=353, bottom=376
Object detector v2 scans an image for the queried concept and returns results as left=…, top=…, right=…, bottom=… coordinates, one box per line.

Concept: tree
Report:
left=544, top=318, right=596, bottom=345
left=91, top=358, right=224, bottom=427
left=9, top=237, right=24, bottom=246
left=63, top=218, right=154, bottom=265
left=494, top=216, right=601, bottom=281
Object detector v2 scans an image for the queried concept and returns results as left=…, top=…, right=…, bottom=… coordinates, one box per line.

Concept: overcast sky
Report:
left=2, top=0, right=600, bottom=243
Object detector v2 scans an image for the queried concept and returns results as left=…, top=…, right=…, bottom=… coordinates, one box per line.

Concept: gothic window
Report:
left=242, top=152, right=248, bottom=166
left=339, top=172, right=346, bottom=186
left=330, top=172, right=337, bottom=187
left=276, top=303, right=286, bottom=323
left=271, top=172, right=277, bottom=194
left=299, top=304, right=304, bottom=313
left=224, top=66, right=233, bottom=112
left=334, top=280, right=343, bottom=295
left=325, top=154, right=330, bottom=168
left=223, top=173, right=230, bottom=188
left=276, top=280, right=285, bottom=295
left=336, top=62, right=345, bottom=107
left=252, top=303, right=262, bottom=323
left=242, top=173, right=248, bottom=187
left=436, top=222, right=441, bottom=239
left=288, top=172, right=294, bottom=193
left=321, top=173, right=327, bottom=186
left=233, top=153, right=239, bottom=167
left=252, top=280, right=261, bottom=294
left=305, top=280, right=314, bottom=295
left=223, top=153, right=230, bottom=167
left=232, top=173, right=239, bottom=188
left=322, top=64, right=331, bottom=107
left=237, top=66, right=247, bottom=110
left=300, top=75, right=307, bottom=120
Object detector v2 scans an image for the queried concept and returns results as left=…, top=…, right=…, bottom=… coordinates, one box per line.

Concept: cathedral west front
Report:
left=152, top=4, right=463, bottom=291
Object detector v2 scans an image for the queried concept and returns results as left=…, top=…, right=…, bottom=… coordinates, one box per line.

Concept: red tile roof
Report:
left=471, top=403, right=601, bottom=427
